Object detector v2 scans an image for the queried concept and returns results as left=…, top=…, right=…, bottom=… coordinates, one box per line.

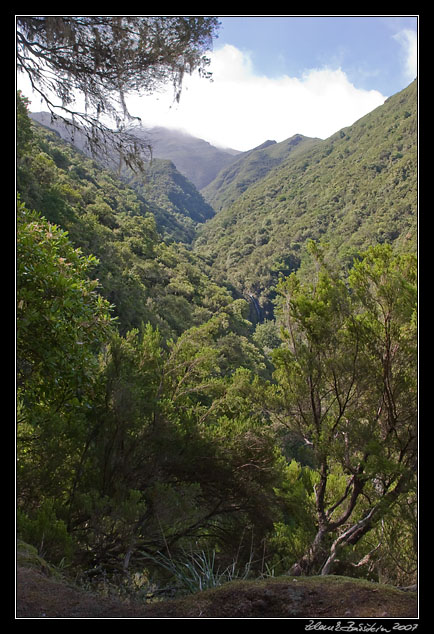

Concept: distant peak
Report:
left=250, top=140, right=277, bottom=151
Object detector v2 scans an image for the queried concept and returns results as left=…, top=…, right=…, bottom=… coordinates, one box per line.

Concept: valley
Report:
left=29, top=78, right=417, bottom=321
left=17, top=76, right=418, bottom=617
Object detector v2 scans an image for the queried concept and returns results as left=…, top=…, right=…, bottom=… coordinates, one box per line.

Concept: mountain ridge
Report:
left=30, top=78, right=417, bottom=299
left=194, top=79, right=417, bottom=313
left=202, top=133, right=322, bottom=212
left=132, top=125, right=241, bottom=189
left=30, top=112, right=241, bottom=191
left=29, top=112, right=216, bottom=243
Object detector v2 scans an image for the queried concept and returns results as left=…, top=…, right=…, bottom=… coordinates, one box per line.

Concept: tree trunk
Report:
left=320, top=507, right=376, bottom=575
left=289, top=528, right=329, bottom=576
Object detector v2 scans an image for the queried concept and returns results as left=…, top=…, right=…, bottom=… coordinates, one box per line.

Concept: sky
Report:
left=19, top=15, right=418, bottom=152
left=125, top=15, right=418, bottom=151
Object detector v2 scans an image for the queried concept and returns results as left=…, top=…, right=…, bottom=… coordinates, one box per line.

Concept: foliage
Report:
left=17, top=501, right=74, bottom=566
left=16, top=90, right=34, bottom=159
left=195, top=80, right=417, bottom=309
left=124, top=158, right=215, bottom=241
left=202, top=135, right=320, bottom=212
left=362, top=492, right=417, bottom=586
left=265, top=459, right=318, bottom=574
left=17, top=16, right=220, bottom=170
left=17, top=96, right=289, bottom=578
left=43, top=320, right=287, bottom=575
left=16, top=197, right=115, bottom=511
left=270, top=242, right=417, bottom=576
left=141, top=548, right=256, bottom=595
left=16, top=197, right=114, bottom=405
left=16, top=75, right=417, bottom=594
left=17, top=101, right=232, bottom=337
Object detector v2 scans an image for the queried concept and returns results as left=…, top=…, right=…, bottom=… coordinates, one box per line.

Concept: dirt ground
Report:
left=15, top=564, right=418, bottom=619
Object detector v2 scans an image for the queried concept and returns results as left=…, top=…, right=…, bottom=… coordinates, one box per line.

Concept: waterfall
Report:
left=246, top=293, right=264, bottom=324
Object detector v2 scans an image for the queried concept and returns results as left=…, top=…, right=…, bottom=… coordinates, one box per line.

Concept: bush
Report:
left=17, top=500, right=74, bottom=566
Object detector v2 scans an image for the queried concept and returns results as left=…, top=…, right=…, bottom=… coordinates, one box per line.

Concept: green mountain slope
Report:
left=29, top=113, right=216, bottom=243
left=133, top=125, right=241, bottom=190
left=30, top=113, right=240, bottom=191
left=17, top=113, right=234, bottom=338
left=194, top=80, right=417, bottom=312
left=124, top=158, right=215, bottom=242
left=202, top=135, right=321, bottom=212
left=16, top=80, right=418, bottom=597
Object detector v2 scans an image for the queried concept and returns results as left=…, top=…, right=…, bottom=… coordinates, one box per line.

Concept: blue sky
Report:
left=215, top=16, right=418, bottom=95
left=126, top=15, right=418, bottom=150
left=20, top=15, right=418, bottom=152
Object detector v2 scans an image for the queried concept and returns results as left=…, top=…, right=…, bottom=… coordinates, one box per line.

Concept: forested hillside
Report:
left=30, top=112, right=216, bottom=244
left=195, top=80, right=417, bottom=316
left=17, top=65, right=417, bottom=613
left=31, top=112, right=241, bottom=191
left=202, top=134, right=321, bottom=212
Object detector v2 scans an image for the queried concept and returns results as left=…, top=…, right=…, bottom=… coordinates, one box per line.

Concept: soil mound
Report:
left=16, top=565, right=417, bottom=619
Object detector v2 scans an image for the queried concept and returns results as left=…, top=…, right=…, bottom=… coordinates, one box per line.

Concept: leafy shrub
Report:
left=17, top=500, right=74, bottom=566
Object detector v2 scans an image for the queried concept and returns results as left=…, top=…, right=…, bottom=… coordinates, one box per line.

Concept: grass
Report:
left=141, top=548, right=259, bottom=595
left=16, top=543, right=418, bottom=618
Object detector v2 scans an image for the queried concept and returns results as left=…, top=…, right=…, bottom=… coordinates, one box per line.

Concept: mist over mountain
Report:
left=131, top=125, right=241, bottom=189
left=30, top=78, right=417, bottom=311
left=30, top=112, right=241, bottom=191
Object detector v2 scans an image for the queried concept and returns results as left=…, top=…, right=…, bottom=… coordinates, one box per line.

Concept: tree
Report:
left=16, top=197, right=115, bottom=508
left=271, top=242, right=417, bottom=576
left=17, top=16, right=220, bottom=170
left=16, top=90, right=34, bottom=159
left=61, top=317, right=286, bottom=574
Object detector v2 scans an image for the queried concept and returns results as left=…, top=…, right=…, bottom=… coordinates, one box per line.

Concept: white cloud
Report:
left=127, top=45, right=387, bottom=151
left=19, top=43, right=388, bottom=153
left=393, top=29, right=417, bottom=84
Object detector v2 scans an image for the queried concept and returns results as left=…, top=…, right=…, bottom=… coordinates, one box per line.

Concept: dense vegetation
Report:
left=16, top=77, right=417, bottom=602
left=29, top=111, right=217, bottom=244
left=18, top=99, right=231, bottom=340
left=202, top=135, right=321, bottom=212
left=195, top=80, right=417, bottom=317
